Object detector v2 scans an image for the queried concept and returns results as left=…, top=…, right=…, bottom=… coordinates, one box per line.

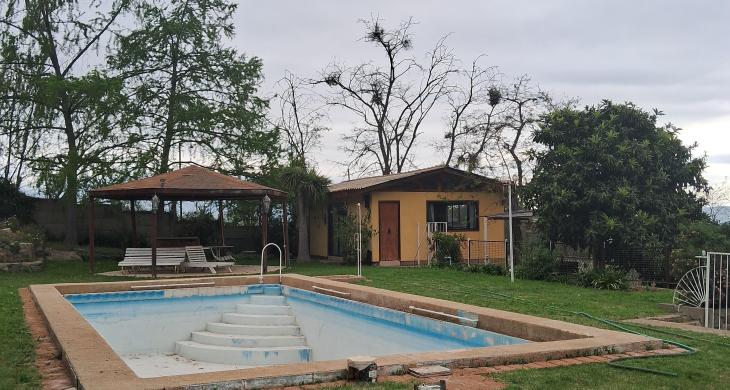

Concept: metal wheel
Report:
left=673, top=266, right=707, bottom=307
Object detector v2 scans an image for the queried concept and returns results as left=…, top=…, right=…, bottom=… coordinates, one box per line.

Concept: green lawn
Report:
left=1, top=260, right=728, bottom=389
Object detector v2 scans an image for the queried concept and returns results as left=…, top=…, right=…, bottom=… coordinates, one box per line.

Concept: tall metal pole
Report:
left=282, top=201, right=289, bottom=267
left=357, top=202, right=362, bottom=277
left=508, top=181, right=515, bottom=283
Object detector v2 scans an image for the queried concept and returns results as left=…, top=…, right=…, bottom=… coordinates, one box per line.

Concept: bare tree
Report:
left=705, top=178, right=730, bottom=222
left=440, top=57, right=499, bottom=167
left=274, top=71, right=331, bottom=261
left=499, top=75, right=544, bottom=186
left=319, top=18, right=456, bottom=175
left=449, top=75, right=561, bottom=187
left=275, top=72, right=329, bottom=164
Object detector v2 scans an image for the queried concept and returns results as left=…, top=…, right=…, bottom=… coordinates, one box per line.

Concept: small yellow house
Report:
left=309, top=166, right=508, bottom=266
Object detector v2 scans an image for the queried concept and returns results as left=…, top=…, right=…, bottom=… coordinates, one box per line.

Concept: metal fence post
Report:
left=704, top=251, right=711, bottom=328
left=467, top=238, right=471, bottom=266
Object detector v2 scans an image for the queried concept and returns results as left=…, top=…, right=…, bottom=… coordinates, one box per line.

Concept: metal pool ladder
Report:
left=259, top=242, right=283, bottom=284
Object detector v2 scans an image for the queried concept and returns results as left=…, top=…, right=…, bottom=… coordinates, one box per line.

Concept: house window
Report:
left=427, top=201, right=479, bottom=231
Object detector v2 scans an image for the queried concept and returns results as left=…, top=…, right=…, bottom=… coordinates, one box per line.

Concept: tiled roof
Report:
left=329, top=165, right=501, bottom=193
left=329, top=166, right=447, bottom=192
left=90, top=165, right=286, bottom=200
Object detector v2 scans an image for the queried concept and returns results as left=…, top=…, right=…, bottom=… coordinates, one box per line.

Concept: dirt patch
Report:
left=19, top=288, right=75, bottom=390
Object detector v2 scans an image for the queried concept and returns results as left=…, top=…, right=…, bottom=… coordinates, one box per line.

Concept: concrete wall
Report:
left=30, top=198, right=260, bottom=250
left=31, top=198, right=166, bottom=245
left=310, top=190, right=506, bottom=263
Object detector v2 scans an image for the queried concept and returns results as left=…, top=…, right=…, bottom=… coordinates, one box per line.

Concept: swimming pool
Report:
left=67, top=284, right=527, bottom=377
left=30, top=274, right=662, bottom=389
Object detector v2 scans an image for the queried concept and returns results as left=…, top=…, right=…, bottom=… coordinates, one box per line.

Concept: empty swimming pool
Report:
left=67, top=284, right=527, bottom=377
left=30, top=274, right=661, bottom=389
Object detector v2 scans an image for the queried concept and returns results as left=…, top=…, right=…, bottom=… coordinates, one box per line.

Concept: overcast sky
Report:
left=230, top=0, right=729, bottom=188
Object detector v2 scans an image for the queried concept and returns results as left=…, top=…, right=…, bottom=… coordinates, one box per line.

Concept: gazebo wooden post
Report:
left=218, top=200, right=225, bottom=245
left=88, top=197, right=95, bottom=274
left=130, top=200, right=138, bottom=247
left=282, top=200, right=289, bottom=267
left=261, top=205, right=268, bottom=273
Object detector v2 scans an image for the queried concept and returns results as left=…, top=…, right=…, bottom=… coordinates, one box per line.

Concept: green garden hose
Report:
left=393, top=279, right=730, bottom=377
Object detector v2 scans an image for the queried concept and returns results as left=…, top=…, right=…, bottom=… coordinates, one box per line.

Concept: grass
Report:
left=0, top=257, right=133, bottom=389
left=1, top=258, right=728, bottom=389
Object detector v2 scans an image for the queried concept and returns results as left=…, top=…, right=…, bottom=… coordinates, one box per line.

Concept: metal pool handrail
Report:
left=259, top=242, right=282, bottom=284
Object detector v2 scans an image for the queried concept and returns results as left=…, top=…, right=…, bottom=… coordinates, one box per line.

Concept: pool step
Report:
left=236, top=303, right=292, bottom=315
left=222, top=313, right=297, bottom=326
left=176, top=294, right=311, bottom=366
left=175, top=341, right=311, bottom=366
left=206, top=322, right=301, bottom=336
left=250, top=295, right=287, bottom=305
left=191, top=331, right=306, bottom=348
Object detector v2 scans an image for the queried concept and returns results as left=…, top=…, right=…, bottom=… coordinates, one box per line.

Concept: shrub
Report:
left=515, top=238, right=560, bottom=280
left=333, top=208, right=372, bottom=265
left=431, top=232, right=465, bottom=267
left=0, top=179, right=33, bottom=223
left=579, top=265, right=628, bottom=290
left=464, top=263, right=507, bottom=275
left=671, top=220, right=730, bottom=280
left=177, top=210, right=217, bottom=245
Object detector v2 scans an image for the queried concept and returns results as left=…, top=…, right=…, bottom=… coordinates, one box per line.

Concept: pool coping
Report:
left=29, top=274, right=662, bottom=390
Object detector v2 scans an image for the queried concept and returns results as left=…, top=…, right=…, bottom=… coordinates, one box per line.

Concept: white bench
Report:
left=118, top=247, right=186, bottom=273
left=184, top=246, right=234, bottom=274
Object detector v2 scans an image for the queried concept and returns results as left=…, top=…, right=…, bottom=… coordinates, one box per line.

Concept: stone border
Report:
left=29, top=274, right=662, bottom=390
left=626, top=316, right=730, bottom=337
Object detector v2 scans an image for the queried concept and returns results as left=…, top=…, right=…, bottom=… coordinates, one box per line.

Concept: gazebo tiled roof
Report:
left=89, top=165, right=286, bottom=200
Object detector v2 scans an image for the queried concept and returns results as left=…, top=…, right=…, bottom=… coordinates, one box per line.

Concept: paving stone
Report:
left=561, top=358, right=584, bottom=365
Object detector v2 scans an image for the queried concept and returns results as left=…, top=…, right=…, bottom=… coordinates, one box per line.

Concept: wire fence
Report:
left=461, top=239, right=679, bottom=286
left=464, top=240, right=508, bottom=268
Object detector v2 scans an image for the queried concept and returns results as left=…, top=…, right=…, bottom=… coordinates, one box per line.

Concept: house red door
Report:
left=378, top=202, right=400, bottom=261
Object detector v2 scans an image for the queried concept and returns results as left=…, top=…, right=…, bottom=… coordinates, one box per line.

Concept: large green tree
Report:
left=1, top=0, right=132, bottom=245
left=524, top=101, right=707, bottom=263
left=109, top=0, right=276, bottom=176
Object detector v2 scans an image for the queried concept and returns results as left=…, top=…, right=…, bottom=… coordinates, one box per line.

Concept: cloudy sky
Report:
left=231, top=0, right=729, bottom=187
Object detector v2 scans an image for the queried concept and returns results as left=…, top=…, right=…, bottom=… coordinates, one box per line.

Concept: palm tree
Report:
left=279, top=161, right=330, bottom=261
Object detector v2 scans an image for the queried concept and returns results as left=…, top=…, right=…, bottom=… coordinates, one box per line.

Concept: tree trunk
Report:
left=62, top=105, right=79, bottom=246
left=295, top=192, right=311, bottom=261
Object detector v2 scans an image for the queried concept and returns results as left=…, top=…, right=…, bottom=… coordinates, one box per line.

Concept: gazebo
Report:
left=87, top=165, right=288, bottom=277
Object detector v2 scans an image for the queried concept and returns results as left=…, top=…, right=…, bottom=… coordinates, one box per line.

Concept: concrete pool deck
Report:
left=29, top=274, right=663, bottom=390
left=99, top=265, right=283, bottom=278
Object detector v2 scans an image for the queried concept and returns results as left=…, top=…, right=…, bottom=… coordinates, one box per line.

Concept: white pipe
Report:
left=260, top=243, right=283, bottom=284
left=508, top=180, right=515, bottom=283
left=483, top=216, right=488, bottom=265
left=416, top=223, right=420, bottom=267
left=357, top=203, right=362, bottom=277
left=704, top=251, right=710, bottom=327
left=313, top=285, right=351, bottom=297
left=408, top=306, right=478, bottom=326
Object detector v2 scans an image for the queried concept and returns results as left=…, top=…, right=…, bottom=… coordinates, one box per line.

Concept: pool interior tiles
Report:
left=67, top=284, right=528, bottom=377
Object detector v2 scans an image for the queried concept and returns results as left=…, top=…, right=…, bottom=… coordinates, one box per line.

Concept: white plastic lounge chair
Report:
left=184, top=246, right=234, bottom=274
left=117, top=247, right=186, bottom=273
